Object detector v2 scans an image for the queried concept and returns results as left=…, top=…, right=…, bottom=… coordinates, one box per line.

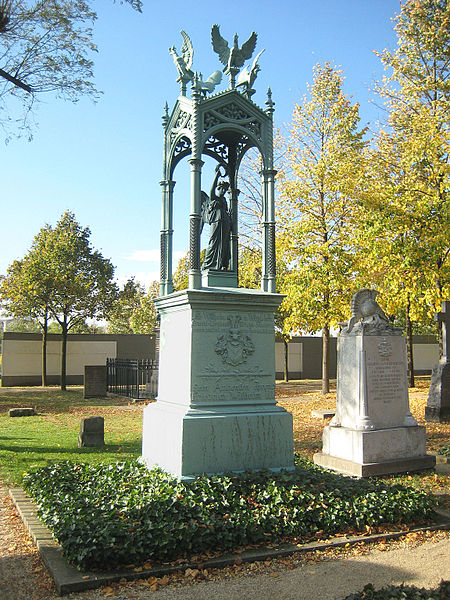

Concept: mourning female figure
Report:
left=201, top=166, right=232, bottom=270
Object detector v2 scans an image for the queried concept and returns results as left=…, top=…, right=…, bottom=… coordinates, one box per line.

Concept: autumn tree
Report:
left=129, top=280, right=159, bottom=334
left=0, top=0, right=142, bottom=140
left=361, top=0, right=450, bottom=381
left=0, top=229, right=54, bottom=385
left=32, top=211, right=117, bottom=390
left=107, top=277, right=145, bottom=334
left=277, top=63, right=367, bottom=394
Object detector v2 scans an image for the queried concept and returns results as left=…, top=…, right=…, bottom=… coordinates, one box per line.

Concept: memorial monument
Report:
left=141, top=26, right=294, bottom=479
left=314, top=289, right=435, bottom=477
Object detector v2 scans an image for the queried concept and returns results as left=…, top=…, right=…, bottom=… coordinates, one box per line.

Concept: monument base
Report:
left=142, top=402, right=294, bottom=479
left=141, top=288, right=294, bottom=479
left=313, top=452, right=436, bottom=478
left=314, top=425, right=435, bottom=477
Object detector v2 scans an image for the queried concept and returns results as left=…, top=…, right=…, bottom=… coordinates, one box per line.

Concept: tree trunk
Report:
left=41, top=310, right=48, bottom=387
left=322, top=324, right=330, bottom=395
left=405, top=296, right=415, bottom=388
left=61, top=318, right=68, bottom=391
left=283, top=338, right=289, bottom=382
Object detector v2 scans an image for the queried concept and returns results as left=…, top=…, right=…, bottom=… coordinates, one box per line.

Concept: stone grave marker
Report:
left=84, top=365, right=107, bottom=399
left=9, top=407, right=36, bottom=417
left=425, top=301, right=450, bottom=423
left=78, top=416, right=104, bottom=448
left=314, top=289, right=435, bottom=477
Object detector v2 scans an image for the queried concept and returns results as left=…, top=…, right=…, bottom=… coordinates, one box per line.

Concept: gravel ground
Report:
left=1, top=483, right=449, bottom=600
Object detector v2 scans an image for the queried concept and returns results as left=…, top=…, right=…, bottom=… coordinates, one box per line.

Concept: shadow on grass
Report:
left=4, top=439, right=141, bottom=456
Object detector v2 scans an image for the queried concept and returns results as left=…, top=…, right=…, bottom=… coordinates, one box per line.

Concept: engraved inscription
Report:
left=192, top=310, right=273, bottom=333
left=366, top=360, right=406, bottom=404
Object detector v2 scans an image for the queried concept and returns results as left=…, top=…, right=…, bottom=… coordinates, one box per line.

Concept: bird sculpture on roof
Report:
left=346, top=289, right=390, bottom=334
left=236, top=49, right=264, bottom=98
left=211, top=24, right=257, bottom=88
left=169, top=30, right=194, bottom=95
left=192, top=70, right=223, bottom=96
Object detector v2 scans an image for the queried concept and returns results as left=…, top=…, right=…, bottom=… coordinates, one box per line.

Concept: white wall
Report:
left=275, top=342, right=303, bottom=376
left=2, top=339, right=117, bottom=377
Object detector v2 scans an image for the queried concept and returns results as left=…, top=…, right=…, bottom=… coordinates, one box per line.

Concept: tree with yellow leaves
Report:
left=277, top=63, right=367, bottom=394
left=361, top=0, right=450, bottom=379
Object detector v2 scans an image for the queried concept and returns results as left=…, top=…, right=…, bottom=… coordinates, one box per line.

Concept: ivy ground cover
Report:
left=23, top=458, right=435, bottom=572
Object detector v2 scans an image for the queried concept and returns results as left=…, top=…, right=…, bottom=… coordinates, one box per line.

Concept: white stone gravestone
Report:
left=314, top=289, right=435, bottom=477
left=141, top=287, right=294, bottom=479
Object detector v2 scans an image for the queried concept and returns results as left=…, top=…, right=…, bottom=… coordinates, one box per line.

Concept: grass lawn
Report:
left=0, top=386, right=143, bottom=484
left=0, top=377, right=448, bottom=509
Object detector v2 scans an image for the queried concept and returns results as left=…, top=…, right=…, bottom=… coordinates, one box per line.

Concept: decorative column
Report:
left=188, top=158, right=203, bottom=289
left=262, top=88, right=276, bottom=293
left=229, top=186, right=240, bottom=274
left=159, top=179, right=175, bottom=296
left=261, top=169, right=277, bottom=293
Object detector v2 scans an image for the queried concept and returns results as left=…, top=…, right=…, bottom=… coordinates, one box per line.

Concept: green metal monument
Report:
left=142, top=26, right=294, bottom=479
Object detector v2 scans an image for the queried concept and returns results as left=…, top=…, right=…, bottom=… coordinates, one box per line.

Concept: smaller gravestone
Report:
left=9, top=407, right=35, bottom=417
left=78, top=416, right=104, bottom=447
left=425, top=301, right=450, bottom=423
left=84, top=365, right=107, bottom=399
left=314, top=289, right=435, bottom=477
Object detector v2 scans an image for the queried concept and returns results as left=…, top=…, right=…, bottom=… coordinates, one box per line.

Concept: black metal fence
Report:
left=106, top=358, right=158, bottom=399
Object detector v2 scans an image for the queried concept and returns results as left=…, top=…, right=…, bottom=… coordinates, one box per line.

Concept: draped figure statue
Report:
left=201, top=165, right=232, bottom=271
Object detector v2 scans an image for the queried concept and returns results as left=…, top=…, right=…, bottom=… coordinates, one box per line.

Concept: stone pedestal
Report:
left=141, top=288, right=294, bottom=479
left=314, top=330, right=435, bottom=477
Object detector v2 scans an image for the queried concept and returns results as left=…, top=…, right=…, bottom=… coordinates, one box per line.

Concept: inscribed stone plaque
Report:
left=84, top=365, right=107, bottom=398
left=364, top=335, right=409, bottom=429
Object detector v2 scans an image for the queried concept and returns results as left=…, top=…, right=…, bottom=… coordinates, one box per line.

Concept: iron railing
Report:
left=106, top=358, right=158, bottom=399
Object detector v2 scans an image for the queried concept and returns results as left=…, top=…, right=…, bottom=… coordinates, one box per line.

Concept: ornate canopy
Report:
left=159, top=27, right=276, bottom=295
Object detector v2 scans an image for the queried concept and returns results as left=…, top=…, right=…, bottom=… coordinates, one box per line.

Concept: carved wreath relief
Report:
left=215, top=316, right=255, bottom=366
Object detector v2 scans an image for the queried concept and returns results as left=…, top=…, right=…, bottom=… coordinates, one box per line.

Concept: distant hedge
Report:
left=23, top=458, right=435, bottom=571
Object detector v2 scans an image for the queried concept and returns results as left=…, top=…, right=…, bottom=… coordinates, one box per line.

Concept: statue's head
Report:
left=217, top=180, right=230, bottom=194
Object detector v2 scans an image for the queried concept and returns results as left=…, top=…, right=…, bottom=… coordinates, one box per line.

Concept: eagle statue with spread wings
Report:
left=211, top=24, right=258, bottom=87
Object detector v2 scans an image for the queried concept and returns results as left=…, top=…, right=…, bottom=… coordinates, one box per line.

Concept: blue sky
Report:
left=1, top=0, right=401, bottom=290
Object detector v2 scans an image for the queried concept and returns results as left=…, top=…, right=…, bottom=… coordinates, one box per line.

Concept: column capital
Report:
left=160, top=179, right=176, bottom=189
left=260, top=168, right=278, bottom=178
left=188, top=158, right=204, bottom=169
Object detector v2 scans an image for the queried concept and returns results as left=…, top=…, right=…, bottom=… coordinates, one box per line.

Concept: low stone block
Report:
left=311, top=409, right=335, bottom=420
left=313, top=452, right=436, bottom=478
left=9, top=407, right=36, bottom=417
left=78, top=416, right=104, bottom=448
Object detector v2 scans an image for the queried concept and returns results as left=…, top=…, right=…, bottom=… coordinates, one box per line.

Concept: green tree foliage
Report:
left=0, top=0, right=142, bottom=140
left=42, top=211, right=117, bottom=389
left=107, top=277, right=159, bottom=334
left=107, top=277, right=145, bottom=334
left=0, top=238, right=54, bottom=384
left=360, top=0, right=450, bottom=373
left=4, top=316, right=40, bottom=332
left=277, top=63, right=367, bottom=394
left=2, top=211, right=117, bottom=390
left=129, top=280, right=159, bottom=334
